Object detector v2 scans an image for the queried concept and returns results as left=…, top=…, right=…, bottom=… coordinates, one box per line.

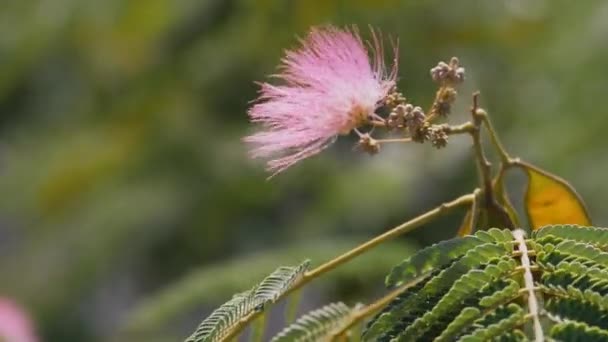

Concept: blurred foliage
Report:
left=120, top=239, right=413, bottom=341
left=0, top=0, right=607, bottom=341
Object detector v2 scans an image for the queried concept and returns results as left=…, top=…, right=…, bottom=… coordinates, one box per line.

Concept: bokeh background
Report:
left=1, top=0, right=607, bottom=341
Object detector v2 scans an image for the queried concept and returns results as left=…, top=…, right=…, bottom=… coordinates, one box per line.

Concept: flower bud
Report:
left=358, top=134, right=380, bottom=155
left=430, top=57, right=465, bottom=84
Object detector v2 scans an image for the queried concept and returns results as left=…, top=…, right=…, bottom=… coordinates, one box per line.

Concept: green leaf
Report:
left=434, top=307, right=481, bottom=342
left=396, top=263, right=516, bottom=341
left=551, top=240, right=608, bottom=268
left=270, top=302, right=358, bottom=342
left=253, top=261, right=310, bottom=309
left=363, top=267, right=441, bottom=341
left=385, top=234, right=487, bottom=287
left=122, top=239, right=414, bottom=339
left=367, top=239, right=513, bottom=340
left=478, top=279, right=520, bottom=308
left=184, top=261, right=310, bottom=342
left=551, top=260, right=608, bottom=282
left=457, top=304, right=525, bottom=341
left=474, top=228, right=514, bottom=243
left=184, top=291, right=257, bottom=342
left=534, top=225, right=608, bottom=250
left=366, top=226, right=608, bottom=341
left=545, top=297, right=608, bottom=329
left=541, top=270, right=608, bottom=311
left=550, top=320, right=608, bottom=341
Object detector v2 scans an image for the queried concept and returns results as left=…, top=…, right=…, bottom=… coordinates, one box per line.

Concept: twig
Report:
left=477, top=109, right=523, bottom=208
left=425, top=86, right=450, bottom=122
left=375, top=137, right=412, bottom=143
left=469, top=93, right=515, bottom=229
left=220, top=193, right=474, bottom=341
left=469, top=188, right=482, bottom=233
left=470, top=92, right=493, bottom=197
left=444, top=122, right=475, bottom=135
left=303, top=193, right=474, bottom=281
left=370, top=120, right=387, bottom=127
left=478, top=110, right=515, bottom=165
left=456, top=188, right=481, bottom=236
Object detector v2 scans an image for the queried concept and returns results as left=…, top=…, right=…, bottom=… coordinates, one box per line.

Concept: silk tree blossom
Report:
left=0, top=298, right=38, bottom=342
left=245, top=26, right=398, bottom=176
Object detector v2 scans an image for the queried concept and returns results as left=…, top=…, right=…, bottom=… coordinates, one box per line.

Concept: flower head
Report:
left=245, top=26, right=398, bottom=177
left=0, top=298, right=38, bottom=342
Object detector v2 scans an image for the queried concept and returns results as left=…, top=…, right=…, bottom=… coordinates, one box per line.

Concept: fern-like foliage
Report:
left=185, top=260, right=310, bottom=342
left=364, top=225, right=608, bottom=341
left=253, top=262, right=311, bottom=309
left=270, top=302, right=360, bottom=342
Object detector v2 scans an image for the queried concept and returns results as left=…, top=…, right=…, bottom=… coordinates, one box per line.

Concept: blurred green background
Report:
left=1, top=0, right=607, bottom=341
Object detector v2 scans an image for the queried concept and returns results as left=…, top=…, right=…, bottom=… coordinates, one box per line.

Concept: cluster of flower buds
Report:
left=383, top=89, right=407, bottom=108
left=377, top=57, right=467, bottom=150
left=403, top=105, right=425, bottom=134
left=427, top=57, right=465, bottom=118
left=357, top=133, right=380, bottom=155
left=430, top=57, right=465, bottom=85
left=427, top=124, right=449, bottom=148
left=388, top=105, right=445, bottom=148
left=387, top=104, right=424, bottom=130
left=410, top=123, right=449, bottom=148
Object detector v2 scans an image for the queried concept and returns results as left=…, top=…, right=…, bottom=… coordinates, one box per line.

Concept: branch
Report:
left=469, top=93, right=515, bottom=230
left=444, top=122, right=475, bottom=135
left=220, top=193, right=475, bottom=341
left=303, top=193, right=474, bottom=281
left=478, top=110, right=515, bottom=165
left=470, top=92, right=493, bottom=196
left=456, top=188, right=482, bottom=237
left=374, top=137, right=412, bottom=143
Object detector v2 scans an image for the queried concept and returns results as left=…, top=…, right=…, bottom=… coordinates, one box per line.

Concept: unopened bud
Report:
left=430, top=57, right=465, bottom=84
left=384, top=91, right=407, bottom=108
left=404, top=106, right=426, bottom=134
left=358, top=133, right=380, bottom=155
left=429, top=125, right=448, bottom=148
left=387, top=111, right=403, bottom=130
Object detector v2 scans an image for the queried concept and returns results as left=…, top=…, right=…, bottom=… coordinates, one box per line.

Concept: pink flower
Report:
left=0, top=298, right=38, bottom=342
left=245, top=26, right=398, bottom=177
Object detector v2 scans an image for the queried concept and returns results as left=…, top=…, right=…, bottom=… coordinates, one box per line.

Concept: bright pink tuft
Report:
left=0, top=298, right=38, bottom=342
left=245, top=26, right=398, bottom=177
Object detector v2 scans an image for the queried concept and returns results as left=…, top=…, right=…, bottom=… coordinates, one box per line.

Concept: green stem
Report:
left=220, top=193, right=474, bottom=341
left=457, top=188, right=482, bottom=236
left=478, top=110, right=515, bottom=165
left=469, top=188, right=482, bottom=234
left=444, top=122, right=475, bottom=135
left=468, top=93, right=515, bottom=229
left=302, top=193, right=474, bottom=281
left=329, top=278, right=424, bottom=340
left=425, top=85, right=449, bottom=123
left=375, top=137, right=412, bottom=143
left=470, top=93, right=493, bottom=196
